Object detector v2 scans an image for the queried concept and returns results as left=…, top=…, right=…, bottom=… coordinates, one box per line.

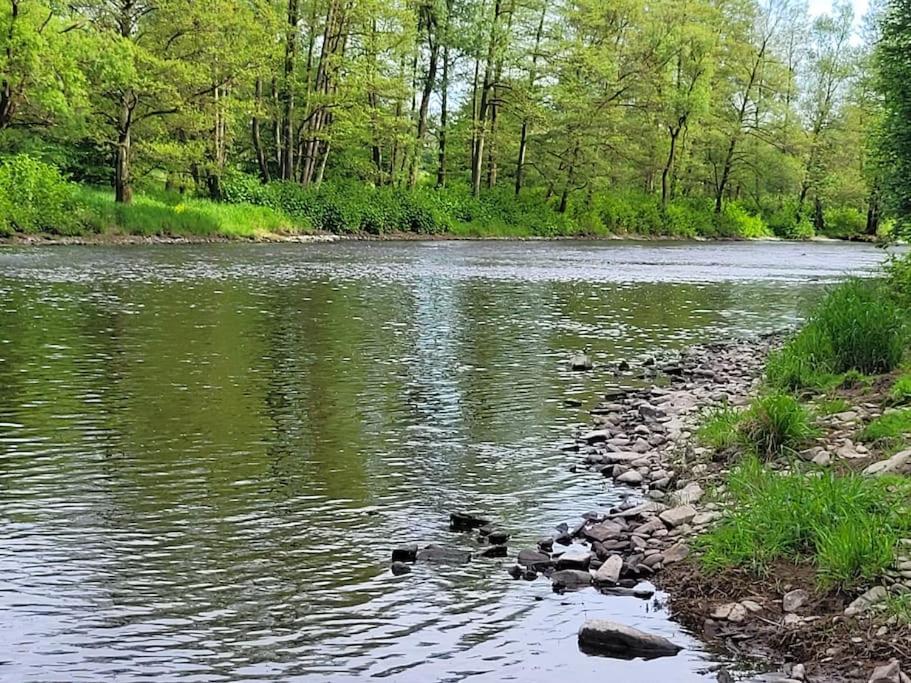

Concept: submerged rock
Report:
left=391, top=561, right=412, bottom=576
left=416, top=545, right=472, bottom=564
left=391, top=544, right=418, bottom=563
left=578, top=619, right=682, bottom=659
left=570, top=351, right=594, bottom=371
left=449, top=511, right=490, bottom=531
left=517, top=549, right=553, bottom=571
left=551, top=569, right=593, bottom=590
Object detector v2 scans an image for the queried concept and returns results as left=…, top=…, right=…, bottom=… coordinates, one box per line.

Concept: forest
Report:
left=1, top=0, right=910, bottom=239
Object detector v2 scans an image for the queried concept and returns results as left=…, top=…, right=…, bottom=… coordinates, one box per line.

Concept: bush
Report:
left=699, top=456, right=909, bottom=588
left=713, top=202, right=771, bottom=238
left=886, top=253, right=911, bottom=308
left=891, top=374, right=911, bottom=403
left=823, top=206, right=867, bottom=239
left=0, top=154, right=86, bottom=234
left=766, top=324, right=837, bottom=391
left=765, top=201, right=815, bottom=239
left=739, top=393, right=815, bottom=457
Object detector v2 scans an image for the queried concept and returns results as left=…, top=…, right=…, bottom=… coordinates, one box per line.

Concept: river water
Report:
left=0, top=240, right=887, bottom=682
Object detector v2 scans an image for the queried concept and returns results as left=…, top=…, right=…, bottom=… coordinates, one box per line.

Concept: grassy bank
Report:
left=0, top=155, right=889, bottom=241
left=691, top=261, right=911, bottom=595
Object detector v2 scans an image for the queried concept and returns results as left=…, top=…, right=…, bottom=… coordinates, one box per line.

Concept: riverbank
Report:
left=470, top=326, right=911, bottom=681
left=475, top=270, right=911, bottom=681
left=0, top=230, right=879, bottom=247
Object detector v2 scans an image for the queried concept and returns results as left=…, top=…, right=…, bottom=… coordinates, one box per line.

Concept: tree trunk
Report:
left=252, top=78, right=270, bottom=182
left=280, top=0, right=299, bottom=181
left=515, top=1, right=544, bottom=195
left=471, top=0, right=500, bottom=197
left=436, top=45, right=449, bottom=188
left=661, top=124, right=682, bottom=207
left=409, top=8, right=440, bottom=189
left=115, top=126, right=132, bottom=204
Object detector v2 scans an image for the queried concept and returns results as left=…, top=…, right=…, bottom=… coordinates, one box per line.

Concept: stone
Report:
left=593, top=555, right=623, bottom=584
left=639, top=403, right=666, bottom=421
left=845, top=585, right=888, bottom=617
left=392, top=544, right=418, bottom=563
left=487, top=530, right=510, bottom=545
left=578, top=619, right=683, bottom=659
left=570, top=352, right=594, bottom=371
left=782, top=589, right=810, bottom=613
left=812, top=451, right=832, bottom=467
left=791, top=663, right=806, bottom=681
left=517, top=549, right=552, bottom=571
left=863, top=450, right=911, bottom=477
left=663, top=542, right=690, bottom=565
left=449, top=512, right=490, bottom=532
left=391, top=561, right=412, bottom=575
left=416, top=545, right=472, bottom=564
left=555, top=545, right=592, bottom=570
left=659, top=505, right=697, bottom=528
left=711, top=602, right=748, bottom=623
left=632, top=581, right=656, bottom=599
left=671, top=482, right=704, bottom=506
left=584, top=521, right=623, bottom=543
left=617, top=470, right=644, bottom=485
left=869, top=660, right=902, bottom=683
left=693, top=511, right=722, bottom=526
left=633, top=517, right=667, bottom=536
left=551, top=569, right=593, bottom=590
left=481, top=545, right=508, bottom=558
left=741, top=599, right=763, bottom=613
left=582, top=429, right=611, bottom=444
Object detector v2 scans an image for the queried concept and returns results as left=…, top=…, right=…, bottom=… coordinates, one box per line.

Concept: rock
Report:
left=481, top=545, right=508, bottom=558
left=711, top=602, right=747, bottom=623
left=517, top=549, right=552, bottom=571
left=639, top=404, right=666, bottom=421
left=869, top=660, right=903, bottom=683
left=845, top=585, right=889, bottom=617
left=593, top=555, right=623, bottom=584
left=392, top=544, right=418, bottom=563
left=741, top=599, right=763, bottom=613
left=632, top=581, right=656, bottom=599
left=633, top=517, right=667, bottom=536
left=537, top=537, right=554, bottom=552
left=659, top=505, right=697, bottom=528
left=449, top=511, right=490, bottom=531
left=416, top=545, right=472, bottom=564
left=570, top=351, right=594, bottom=371
left=610, top=501, right=668, bottom=519
left=782, top=589, right=810, bottom=613
left=507, top=564, right=523, bottom=579
left=671, top=482, right=704, bottom=506
left=812, top=451, right=832, bottom=467
left=693, top=511, right=722, bottom=526
left=578, top=619, right=683, bottom=659
left=487, top=530, right=510, bottom=545
left=791, top=663, right=806, bottom=681
left=584, top=521, right=623, bottom=543
left=632, top=438, right=650, bottom=454
left=391, top=561, right=412, bottom=575
left=582, top=429, right=612, bottom=444
left=863, top=450, right=911, bottom=477
left=555, top=545, right=592, bottom=570
left=617, top=470, right=644, bottom=485
left=663, top=542, right=690, bottom=565
left=552, top=569, right=593, bottom=590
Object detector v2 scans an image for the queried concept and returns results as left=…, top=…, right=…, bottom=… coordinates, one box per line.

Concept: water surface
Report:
left=0, top=240, right=886, bottom=682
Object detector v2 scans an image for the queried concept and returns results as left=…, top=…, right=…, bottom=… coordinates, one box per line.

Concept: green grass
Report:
left=76, top=187, right=306, bottom=238
left=739, top=393, right=816, bottom=458
left=859, top=408, right=911, bottom=450
left=882, top=590, right=911, bottom=623
left=767, top=280, right=907, bottom=391
left=891, top=374, right=911, bottom=403
left=699, top=456, right=911, bottom=589
left=697, top=406, right=742, bottom=451
left=816, top=397, right=851, bottom=415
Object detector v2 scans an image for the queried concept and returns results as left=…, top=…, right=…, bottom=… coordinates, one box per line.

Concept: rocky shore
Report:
left=393, top=334, right=911, bottom=682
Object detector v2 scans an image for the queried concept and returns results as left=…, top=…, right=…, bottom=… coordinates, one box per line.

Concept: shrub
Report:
left=738, top=393, right=815, bottom=457
left=699, top=456, right=909, bottom=588
left=766, top=202, right=815, bottom=239
left=886, top=253, right=911, bottom=308
left=664, top=198, right=712, bottom=238
left=823, top=206, right=867, bottom=239
left=0, top=154, right=86, bottom=234
left=713, top=202, right=771, bottom=238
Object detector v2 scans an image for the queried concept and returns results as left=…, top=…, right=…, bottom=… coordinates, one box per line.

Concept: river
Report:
left=0, top=240, right=887, bottom=682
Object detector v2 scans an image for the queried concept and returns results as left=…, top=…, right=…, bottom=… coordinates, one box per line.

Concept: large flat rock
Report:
left=578, top=619, right=682, bottom=659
